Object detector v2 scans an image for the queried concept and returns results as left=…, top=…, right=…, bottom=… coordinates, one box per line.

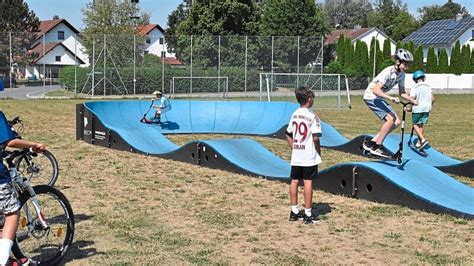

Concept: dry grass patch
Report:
left=0, top=95, right=472, bottom=264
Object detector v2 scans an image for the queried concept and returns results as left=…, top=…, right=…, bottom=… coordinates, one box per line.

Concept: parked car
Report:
left=0, top=76, right=17, bottom=88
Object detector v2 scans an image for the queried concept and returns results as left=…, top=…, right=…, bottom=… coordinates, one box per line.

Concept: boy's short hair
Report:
left=295, top=87, right=314, bottom=105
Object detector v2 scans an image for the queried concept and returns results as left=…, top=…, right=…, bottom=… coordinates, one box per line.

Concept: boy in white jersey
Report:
left=285, top=87, right=321, bottom=224
left=410, top=70, right=434, bottom=150
left=362, top=48, right=417, bottom=158
left=141, top=90, right=171, bottom=124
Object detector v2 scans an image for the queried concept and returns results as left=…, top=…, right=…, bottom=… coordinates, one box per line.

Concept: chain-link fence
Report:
left=0, top=32, right=327, bottom=99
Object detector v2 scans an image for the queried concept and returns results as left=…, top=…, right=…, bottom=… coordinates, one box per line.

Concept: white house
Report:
left=138, top=23, right=175, bottom=58
left=23, top=19, right=89, bottom=79
left=326, top=27, right=397, bottom=54
left=403, top=16, right=474, bottom=62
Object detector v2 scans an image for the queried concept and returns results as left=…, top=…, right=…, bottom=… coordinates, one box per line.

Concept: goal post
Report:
left=171, top=76, right=229, bottom=98
left=259, top=73, right=351, bottom=109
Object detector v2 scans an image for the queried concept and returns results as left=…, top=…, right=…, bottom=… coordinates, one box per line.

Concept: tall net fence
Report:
left=0, top=33, right=327, bottom=99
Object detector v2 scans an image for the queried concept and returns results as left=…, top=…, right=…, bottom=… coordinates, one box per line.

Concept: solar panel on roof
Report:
left=445, top=21, right=459, bottom=30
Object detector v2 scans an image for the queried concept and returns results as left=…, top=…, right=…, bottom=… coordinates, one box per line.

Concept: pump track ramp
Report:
left=76, top=100, right=473, bottom=218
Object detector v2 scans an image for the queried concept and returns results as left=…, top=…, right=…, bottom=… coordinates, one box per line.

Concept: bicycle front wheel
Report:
left=12, top=185, right=75, bottom=265
left=15, top=149, right=59, bottom=187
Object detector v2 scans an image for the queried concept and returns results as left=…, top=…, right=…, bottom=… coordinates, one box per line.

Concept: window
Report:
left=144, top=51, right=149, bottom=55
left=58, top=31, right=64, bottom=40
left=472, top=29, right=474, bottom=40
left=146, top=37, right=151, bottom=44
left=159, top=37, right=164, bottom=45
left=55, top=56, right=61, bottom=62
left=161, top=51, right=166, bottom=58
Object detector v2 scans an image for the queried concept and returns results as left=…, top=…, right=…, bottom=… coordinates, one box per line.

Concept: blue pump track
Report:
left=76, top=100, right=473, bottom=219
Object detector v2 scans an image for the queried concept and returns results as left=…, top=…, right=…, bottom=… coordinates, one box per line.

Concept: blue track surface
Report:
left=82, top=100, right=473, bottom=218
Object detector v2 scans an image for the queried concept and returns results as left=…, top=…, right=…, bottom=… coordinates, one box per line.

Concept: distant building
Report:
left=325, top=0, right=369, bottom=6
left=403, top=16, right=474, bottom=61
left=21, top=18, right=89, bottom=79
left=326, top=27, right=396, bottom=54
left=138, top=23, right=178, bottom=63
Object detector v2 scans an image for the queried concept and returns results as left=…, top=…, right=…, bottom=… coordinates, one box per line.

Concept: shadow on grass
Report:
left=312, top=202, right=332, bottom=216
left=61, top=240, right=103, bottom=264
left=74, top=213, right=94, bottom=224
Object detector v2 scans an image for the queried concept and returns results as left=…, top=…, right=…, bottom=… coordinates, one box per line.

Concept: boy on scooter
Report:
left=362, top=48, right=417, bottom=159
left=409, top=70, right=434, bottom=150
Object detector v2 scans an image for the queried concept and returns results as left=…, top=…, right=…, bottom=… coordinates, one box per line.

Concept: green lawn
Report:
left=0, top=94, right=472, bottom=264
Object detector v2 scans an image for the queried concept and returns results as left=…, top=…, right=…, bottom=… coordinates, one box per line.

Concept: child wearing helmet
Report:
left=141, top=90, right=171, bottom=124
left=409, top=70, right=434, bottom=150
left=362, top=48, right=417, bottom=158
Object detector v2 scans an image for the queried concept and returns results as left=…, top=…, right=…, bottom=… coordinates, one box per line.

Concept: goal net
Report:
left=259, top=73, right=351, bottom=109
left=171, top=76, right=229, bottom=98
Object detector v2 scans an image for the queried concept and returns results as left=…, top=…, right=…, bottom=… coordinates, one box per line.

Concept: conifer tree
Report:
left=438, top=48, right=449, bottom=74
left=412, top=45, right=424, bottom=72
left=426, top=46, right=438, bottom=73
left=450, top=40, right=462, bottom=75
left=336, top=35, right=346, bottom=66
left=460, top=44, right=471, bottom=73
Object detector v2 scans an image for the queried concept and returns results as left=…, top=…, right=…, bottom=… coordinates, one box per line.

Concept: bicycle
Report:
left=4, top=116, right=59, bottom=187
left=5, top=153, right=75, bottom=265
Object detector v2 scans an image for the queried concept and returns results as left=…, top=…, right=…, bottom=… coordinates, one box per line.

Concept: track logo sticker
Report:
left=84, top=117, right=88, bottom=127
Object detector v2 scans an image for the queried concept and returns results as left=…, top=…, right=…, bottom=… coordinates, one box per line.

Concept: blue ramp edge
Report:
left=317, top=159, right=474, bottom=218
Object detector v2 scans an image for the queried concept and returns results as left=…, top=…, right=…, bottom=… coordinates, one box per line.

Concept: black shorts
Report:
left=290, top=165, right=318, bottom=180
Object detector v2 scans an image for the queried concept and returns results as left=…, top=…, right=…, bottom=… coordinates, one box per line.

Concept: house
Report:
left=138, top=23, right=175, bottom=58
left=22, top=18, right=89, bottom=79
left=403, top=16, right=473, bottom=61
left=325, top=27, right=397, bottom=56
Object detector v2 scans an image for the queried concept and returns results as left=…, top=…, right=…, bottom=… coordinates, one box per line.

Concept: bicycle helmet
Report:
left=153, top=90, right=162, bottom=96
left=395, top=48, right=414, bottom=62
left=412, top=70, right=426, bottom=81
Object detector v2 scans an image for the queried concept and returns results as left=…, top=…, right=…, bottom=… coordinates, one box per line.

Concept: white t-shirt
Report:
left=410, top=82, right=432, bottom=113
left=286, top=108, right=322, bottom=166
left=363, top=66, right=406, bottom=100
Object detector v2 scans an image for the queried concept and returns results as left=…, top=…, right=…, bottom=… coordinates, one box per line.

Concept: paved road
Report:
left=0, top=85, right=61, bottom=100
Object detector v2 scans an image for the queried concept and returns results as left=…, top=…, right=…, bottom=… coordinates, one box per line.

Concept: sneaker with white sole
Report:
left=289, top=210, right=304, bottom=222
left=303, top=213, right=320, bottom=224
left=369, top=144, right=392, bottom=159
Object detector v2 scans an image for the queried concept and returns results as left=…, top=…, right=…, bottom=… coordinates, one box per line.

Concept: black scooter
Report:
left=361, top=101, right=412, bottom=164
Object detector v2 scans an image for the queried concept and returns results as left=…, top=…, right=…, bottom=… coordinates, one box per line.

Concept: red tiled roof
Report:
left=163, top=57, right=182, bottom=65
left=137, top=23, right=165, bottom=36
left=28, top=42, right=85, bottom=64
left=325, top=28, right=373, bottom=44
left=38, top=19, right=79, bottom=34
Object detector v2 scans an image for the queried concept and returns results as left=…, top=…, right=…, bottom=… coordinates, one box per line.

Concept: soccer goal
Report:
left=259, top=73, right=351, bottom=109
left=171, top=76, right=229, bottom=98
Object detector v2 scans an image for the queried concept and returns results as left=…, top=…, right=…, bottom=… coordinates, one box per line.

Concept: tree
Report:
left=165, top=2, right=189, bottom=54
left=324, top=0, right=373, bottom=28
left=367, top=0, right=419, bottom=40
left=0, top=0, right=40, bottom=70
left=82, top=0, right=150, bottom=67
left=450, top=40, right=462, bottom=75
left=412, top=45, right=424, bottom=72
left=426, top=46, right=437, bottom=73
left=471, top=50, right=474, bottom=73
left=382, top=38, right=391, bottom=62
left=460, top=44, right=471, bottom=73
left=0, top=0, right=39, bottom=32
left=173, top=0, right=261, bottom=66
left=260, top=0, right=330, bottom=37
left=336, top=34, right=346, bottom=66
left=418, top=0, right=470, bottom=26
left=438, top=48, right=449, bottom=73
left=343, top=37, right=353, bottom=70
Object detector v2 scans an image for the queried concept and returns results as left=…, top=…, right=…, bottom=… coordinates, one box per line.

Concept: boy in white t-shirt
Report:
left=362, top=48, right=417, bottom=158
left=410, top=70, right=434, bottom=150
left=285, top=87, right=322, bottom=225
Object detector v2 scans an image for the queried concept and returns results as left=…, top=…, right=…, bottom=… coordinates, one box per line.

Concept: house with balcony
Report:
left=22, top=18, right=89, bottom=79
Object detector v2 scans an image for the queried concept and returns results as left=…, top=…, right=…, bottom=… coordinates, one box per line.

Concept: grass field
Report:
left=0, top=94, right=473, bottom=264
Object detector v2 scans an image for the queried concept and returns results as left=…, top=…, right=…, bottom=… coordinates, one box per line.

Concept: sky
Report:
left=24, top=0, right=474, bottom=31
